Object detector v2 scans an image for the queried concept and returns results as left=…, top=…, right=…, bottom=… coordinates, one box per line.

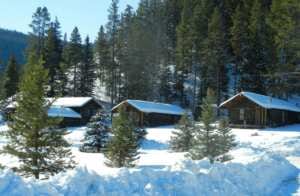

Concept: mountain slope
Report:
left=0, top=28, right=28, bottom=69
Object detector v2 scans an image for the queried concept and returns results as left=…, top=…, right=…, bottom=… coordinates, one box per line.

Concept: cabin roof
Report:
left=49, top=97, right=94, bottom=107
left=220, top=91, right=300, bottom=112
left=112, top=99, right=185, bottom=115
left=7, top=97, right=97, bottom=109
left=48, top=107, right=82, bottom=118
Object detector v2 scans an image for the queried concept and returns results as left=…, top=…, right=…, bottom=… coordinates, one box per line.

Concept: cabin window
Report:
left=239, top=108, right=245, bottom=120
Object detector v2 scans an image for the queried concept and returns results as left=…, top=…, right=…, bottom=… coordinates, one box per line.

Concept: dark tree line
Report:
left=1, top=0, right=299, bottom=112
left=95, top=0, right=299, bottom=114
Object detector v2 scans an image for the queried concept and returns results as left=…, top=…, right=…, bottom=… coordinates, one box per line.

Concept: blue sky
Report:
left=0, top=0, right=139, bottom=41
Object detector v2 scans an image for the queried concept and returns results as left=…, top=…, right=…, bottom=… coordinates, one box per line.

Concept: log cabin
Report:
left=111, top=100, right=185, bottom=127
left=5, top=97, right=103, bottom=127
left=219, top=92, right=300, bottom=128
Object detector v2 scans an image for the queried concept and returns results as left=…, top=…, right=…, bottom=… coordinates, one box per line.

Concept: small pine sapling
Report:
left=104, top=107, right=140, bottom=167
left=188, top=89, right=219, bottom=163
left=216, top=118, right=236, bottom=162
left=80, top=111, right=110, bottom=153
left=170, top=112, right=194, bottom=152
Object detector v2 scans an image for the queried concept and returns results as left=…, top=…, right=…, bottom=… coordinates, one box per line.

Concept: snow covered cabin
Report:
left=5, top=97, right=103, bottom=127
left=220, top=92, right=300, bottom=128
left=111, top=100, right=185, bottom=127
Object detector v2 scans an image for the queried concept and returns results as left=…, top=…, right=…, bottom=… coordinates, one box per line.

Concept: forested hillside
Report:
left=1, top=0, right=299, bottom=113
left=96, top=0, right=300, bottom=113
left=0, top=28, right=27, bottom=67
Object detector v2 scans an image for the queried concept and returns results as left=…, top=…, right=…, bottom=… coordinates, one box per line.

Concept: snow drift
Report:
left=0, top=153, right=297, bottom=196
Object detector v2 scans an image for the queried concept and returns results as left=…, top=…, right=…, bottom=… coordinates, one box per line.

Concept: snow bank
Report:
left=0, top=153, right=297, bottom=196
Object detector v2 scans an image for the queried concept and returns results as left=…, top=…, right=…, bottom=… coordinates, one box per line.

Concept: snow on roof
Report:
left=7, top=97, right=95, bottom=109
left=220, top=91, right=300, bottom=112
left=113, top=100, right=185, bottom=115
left=48, top=107, right=81, bottom=118
left=50, top=97, right=94, bottom=107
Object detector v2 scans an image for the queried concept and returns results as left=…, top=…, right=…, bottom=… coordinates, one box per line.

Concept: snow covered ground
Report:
left=0, top=124, right=299, bottom=195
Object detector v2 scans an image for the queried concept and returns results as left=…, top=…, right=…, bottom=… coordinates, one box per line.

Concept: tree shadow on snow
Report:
left=262, top=124, right=300, bottom=133
left=140, top=139, right=168, bottom=150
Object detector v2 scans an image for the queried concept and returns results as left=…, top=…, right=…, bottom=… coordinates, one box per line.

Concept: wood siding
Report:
left=112, top=102, right=182, bottom=127
left=221, top=95, right=300, bottom=128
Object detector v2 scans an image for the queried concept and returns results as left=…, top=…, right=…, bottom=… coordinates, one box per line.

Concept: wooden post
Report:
left=140, top=112, right=144, bottom=127
left=264, top=109, right=267, bottom=127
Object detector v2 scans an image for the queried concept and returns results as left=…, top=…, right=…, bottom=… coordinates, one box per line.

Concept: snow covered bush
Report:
left=80, top=111, right=110, bottom=153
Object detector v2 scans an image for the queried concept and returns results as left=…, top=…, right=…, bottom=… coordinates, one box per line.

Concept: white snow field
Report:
left=0, top=124, right=299, bottom=195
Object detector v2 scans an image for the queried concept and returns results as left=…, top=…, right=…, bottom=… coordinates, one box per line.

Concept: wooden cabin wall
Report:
left=144, top=113, right=181, bottom=127
left=226, top=97, right=260, bottom=127
left=71, top=100, right=102, bottom=124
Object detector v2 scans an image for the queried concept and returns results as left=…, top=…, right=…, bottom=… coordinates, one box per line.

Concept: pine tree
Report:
left=230, top=3, right=252, bottom=93
left=175, top=0, right=193, bottom=105
left=28, top=7, right=51, bottom=57
left=66, top=27, right=83, bottom=96
left=104, top=107, right=139, bottom=167
left=248, top=0, right=273, bottom=94
left=170, top=112, right=194, bottom=152
left=3, top=55, right=19, bottom=98
left=216, top=118, right=236, bottom=162
left=80, top=36, right=96, bottom=96
left=43, top=20, right=63, bottom=97
left=95, top=26, right=110, bottom=84
left=2, top=54, right=75, bottom=179
left=80, top=111, right=110, bottom=153
left=58, top=34, right=70, bottom=96
left=106, top=0, right=120, bottom=106
left=202, top=7, right=228, bottom=107
left=188, top=89, right=219, bottom=163
left=159, top=65, right=174, bottom=102
left=267, top=0, right=300, bottom=98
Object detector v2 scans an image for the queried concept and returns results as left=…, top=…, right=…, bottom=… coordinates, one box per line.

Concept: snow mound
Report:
left=0, top=153, right=297, bottom=196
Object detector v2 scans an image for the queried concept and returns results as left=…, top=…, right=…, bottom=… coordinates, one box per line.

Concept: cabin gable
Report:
left=220, top=92, right=300, bottom=128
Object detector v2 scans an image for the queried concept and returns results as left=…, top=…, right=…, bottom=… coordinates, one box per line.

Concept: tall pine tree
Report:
left=3, top=55, right=19, bottom=98
left=188, top=89, right=219, bottom=163
left=2, top=54, right=75, bottom=179
left=104, top=107, right=139, bottom=167
left=28, top=7, right=51, bottom=57
left=80, top=36, right=96, bottom=96
left=66, top=27, right=83, bottom=96
left=43, top=20, right=63, bottom=96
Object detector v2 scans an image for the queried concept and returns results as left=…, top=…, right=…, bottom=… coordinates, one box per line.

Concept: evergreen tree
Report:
left=159, top=65, right=174, bottom=102
left=28, top=7, right=51, bottom=57
left=175, top=0, right=193, bottom=105
left=170, top=112, right=194, bottom=152
left=80, top=36, right=96, bottom=96
left=104, top=107, right=139, bottom=167
left=248, top=0, right=273, bottom=93
left=188, top=89, right=219, bottom=163
left=43, top=20, right=63, bottom=96
left=80, top=111, right=110, bottom=153
left=202, top=7, right=228, bottom=107
left=58, top=34, right=70, bottom=96
left=0, top=73, right=5, bottom=101
left=66, top=27, right=83, bottom=96
left=164, top=0, right=182, bottom=63
left=2, top=54, right=75, bottom=179
left=106, top=0, right=120, bottom=106
left=95, top=26, right=110, bottom=84
left=230, top=3, right=252, bottom=93
left=3, top=55, right=19, bottom=98
left=216, top=118, right=236, bottom=162
left=117, top=5, right=134, bottom=100
left=267, top=0, right=300, bottom=98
